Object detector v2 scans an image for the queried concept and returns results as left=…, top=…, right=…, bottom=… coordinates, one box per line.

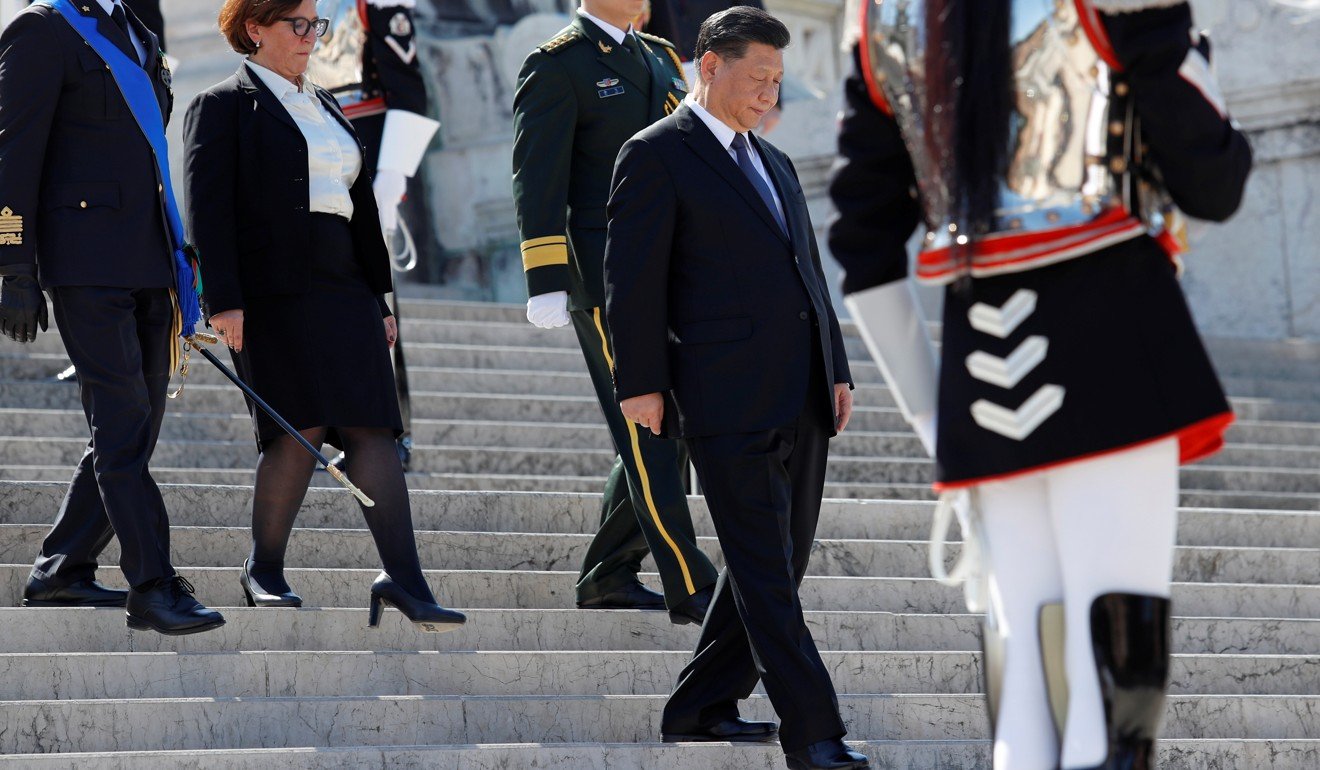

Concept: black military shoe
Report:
left=668, top=584, right=714, bottom=626
left=22, top=575, right=127, bottom=607
left=126, top=576, right=225, bottom=636
left=662, top=717, right=779, bottom=743
left=784, top=738, right=870, bottom=770
left=576, top=580, right=666, bottom=610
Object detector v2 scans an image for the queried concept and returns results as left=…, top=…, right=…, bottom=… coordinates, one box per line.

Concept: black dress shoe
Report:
left=126, top=576, right=225, bottom=636
left=368, top=572, right=466, bottom=633
left=668, top=585, right=714, bottom=626
left=784, top=738, right=870, bottom=770
left=239, top=558, right=302, bottom=607
left=576, top=580, right=666, bottom=610
left=662, top=717, right=779, bottom=743
left=22, top=575, right=127, bottom=607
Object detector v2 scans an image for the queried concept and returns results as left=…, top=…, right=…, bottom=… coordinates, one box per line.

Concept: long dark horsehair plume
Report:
left=924, top=0, right=1014, bottom=283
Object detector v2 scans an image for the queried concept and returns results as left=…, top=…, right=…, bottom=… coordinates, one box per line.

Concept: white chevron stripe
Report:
left=966, top=336, right=1049, bottom=390
left=968, top=289, right=1037, bottom=339
left=384, top=37, right=418, bottom=65
left=970, top=384, right=1066, bottom=441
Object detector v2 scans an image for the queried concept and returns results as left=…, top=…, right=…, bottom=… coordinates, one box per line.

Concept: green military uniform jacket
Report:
left=512, top=15, right=688, bottom=310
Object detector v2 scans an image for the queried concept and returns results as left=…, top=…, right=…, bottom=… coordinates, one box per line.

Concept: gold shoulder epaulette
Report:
left=539, top=31, right=583, bottom=55
left=636, top=31, right=676, bottom=50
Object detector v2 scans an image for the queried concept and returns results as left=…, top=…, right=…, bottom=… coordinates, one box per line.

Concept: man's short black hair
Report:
left=693, top=6, right=791, bottom=63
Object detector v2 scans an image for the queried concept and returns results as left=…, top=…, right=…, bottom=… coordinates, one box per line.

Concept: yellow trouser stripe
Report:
left=522, top=243, right=569, bottom=271
left=592, top=307, right=697, bottom=595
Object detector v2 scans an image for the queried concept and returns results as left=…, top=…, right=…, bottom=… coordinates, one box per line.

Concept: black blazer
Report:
left=182, top=64, right=392, bottom=316
left=604, top=103, right=852, bottom=439
left=0, top=3, right=174, bottom=289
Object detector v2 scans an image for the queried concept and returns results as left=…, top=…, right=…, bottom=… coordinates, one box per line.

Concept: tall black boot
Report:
left=1080, top=593, right=1172, bottom=770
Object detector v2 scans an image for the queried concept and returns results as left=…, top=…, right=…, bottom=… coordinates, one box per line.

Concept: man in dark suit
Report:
left=603, top=8, right=867, bottom=769
left=0, top=0, right=223, bottom=635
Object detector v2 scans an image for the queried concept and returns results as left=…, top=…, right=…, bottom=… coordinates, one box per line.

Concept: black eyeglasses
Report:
left=279, top=16, right=330, bottom=38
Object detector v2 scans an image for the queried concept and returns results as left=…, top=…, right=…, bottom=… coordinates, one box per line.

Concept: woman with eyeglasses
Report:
left=182, top=0, right=464, bottom=633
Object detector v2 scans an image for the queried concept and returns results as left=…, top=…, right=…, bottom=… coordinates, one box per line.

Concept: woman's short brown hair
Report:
left=218, top=0, right=304, bottom=56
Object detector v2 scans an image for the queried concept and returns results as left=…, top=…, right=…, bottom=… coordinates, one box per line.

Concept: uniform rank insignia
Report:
left=388, top=11, right=411, bottom=37
left=0, top=207, right=23, bottom=246
left=597, top=40, right=613, bottom=54
left=596, top=78, right=619, bottom=88
left=672, top=77, right=687, bottom=93
left=598, top=85, right=625, bottom=98
left=159, top=54, right=172, bottom=88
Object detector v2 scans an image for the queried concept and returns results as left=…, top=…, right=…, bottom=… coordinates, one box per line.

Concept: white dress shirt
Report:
left=246, top=61, right=361, bottom=219
left=96, top=0, right=147, bottom=65
left=577, top=8, right=633, bottom=45
left=683, top=94, right=785, bottom=225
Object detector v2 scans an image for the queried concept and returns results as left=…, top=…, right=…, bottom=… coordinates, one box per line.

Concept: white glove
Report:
left=526, top=291, right=570, bottom=329
left=844, top=280, right=941, bottom=458
left=912, top=411, right=937, bottom=458
left=373, top=168, right=407, bottom=234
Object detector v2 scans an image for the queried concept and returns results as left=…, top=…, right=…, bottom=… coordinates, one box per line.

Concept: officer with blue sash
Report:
left=0, top=0, right=224, bottom=634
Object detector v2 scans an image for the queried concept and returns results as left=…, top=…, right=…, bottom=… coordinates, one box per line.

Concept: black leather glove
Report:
left=0, top=264, right=49, bottom=344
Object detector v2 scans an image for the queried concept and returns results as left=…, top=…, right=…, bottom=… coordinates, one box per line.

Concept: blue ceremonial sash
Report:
left=39, top=0, right=201, bottom=338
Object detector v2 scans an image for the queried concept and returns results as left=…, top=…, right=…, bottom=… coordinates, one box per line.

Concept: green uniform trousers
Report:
left=570, top=307, right=718, bottom=609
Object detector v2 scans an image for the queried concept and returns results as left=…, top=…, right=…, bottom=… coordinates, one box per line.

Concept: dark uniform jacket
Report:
left=360, top=0, right=426, bottom=116
left=182, top=65, right=392, bottom=316
left=512, top=14, right=689, bottom=309
left=604, top=104, right=852, bottom=439
left=0, top=2, right=173, bottom=289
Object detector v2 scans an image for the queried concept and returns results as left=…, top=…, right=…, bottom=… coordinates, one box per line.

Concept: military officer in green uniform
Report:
left=512, top=0, right=717, bottom=624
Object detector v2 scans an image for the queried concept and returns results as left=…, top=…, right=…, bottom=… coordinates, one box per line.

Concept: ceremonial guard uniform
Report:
left=830, top=1, right=1251, bottom=767
left=512, top=11, right=718, bottom=620
left=306, top=0, right=439, bottom=467
left=0, top=0, right=222, bottom=634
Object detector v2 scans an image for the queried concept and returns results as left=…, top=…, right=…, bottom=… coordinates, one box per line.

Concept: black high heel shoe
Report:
left=239, top=558, right=303, bottom=607
left=367, top=572, right=465, bottom=633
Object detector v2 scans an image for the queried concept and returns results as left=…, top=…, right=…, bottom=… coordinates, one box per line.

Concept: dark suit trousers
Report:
left=662, top=353, right=846, bottom=751
left=32, top=286, right=176, bottom=588
left=569, top=307, right=717, bottom=609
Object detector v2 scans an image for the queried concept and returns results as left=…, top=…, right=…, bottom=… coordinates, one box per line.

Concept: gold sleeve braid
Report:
left=520, top=235, right=569, bottom=271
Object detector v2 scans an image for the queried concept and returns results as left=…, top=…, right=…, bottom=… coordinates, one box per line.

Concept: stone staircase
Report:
left=0, top=299, right=1317, bottom=768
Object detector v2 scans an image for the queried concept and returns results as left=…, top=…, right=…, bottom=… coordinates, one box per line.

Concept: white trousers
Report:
left=976, top=437, right=1180, bottom=769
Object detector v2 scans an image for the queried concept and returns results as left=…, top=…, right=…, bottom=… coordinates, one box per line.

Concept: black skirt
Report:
left=933, top=235, right=1232, bottom=488
left=229, top=213, right=402, bottom=452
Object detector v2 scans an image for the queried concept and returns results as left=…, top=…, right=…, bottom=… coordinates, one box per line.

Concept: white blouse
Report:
left=246, top=61, right=361, bottom=219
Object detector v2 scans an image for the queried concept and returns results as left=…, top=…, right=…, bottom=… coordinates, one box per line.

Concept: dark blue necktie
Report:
left=730, top=133, right=787, bottom=236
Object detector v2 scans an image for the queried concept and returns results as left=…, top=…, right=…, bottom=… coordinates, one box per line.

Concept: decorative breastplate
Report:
left=306, top=0, right=386, bottom=119
left=861, top=0, right=1174, bottom=283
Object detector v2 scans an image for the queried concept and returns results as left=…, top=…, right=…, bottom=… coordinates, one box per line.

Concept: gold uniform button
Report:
left=80, top=201, right=88, bottom=208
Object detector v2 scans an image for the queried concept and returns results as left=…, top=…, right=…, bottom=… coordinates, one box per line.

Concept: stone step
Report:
left=5, top=408, right=1318, bottom=454
left=5, top=437, right=1319, bottom=494
left=5, top=465, right=1310, bottom=511
left=2, top=524, right=1315, bottom=585
left=0, top=693, right=1316, bottom=754
left=2, top=565, right=1316, bottom=618
left=4, top=607, right=1316, bottom=656
left=5, top=482, right=1313, bottom=548
left=7, top=739, right=1319, bottom=770
left=3, top=649, right=1315, bottom=701
left=6, top=377, right=1320, bottom=424
left=13, top=348, right=1320, bottom=402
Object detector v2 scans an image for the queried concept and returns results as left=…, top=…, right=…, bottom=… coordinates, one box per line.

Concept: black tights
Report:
left=247, top=426, right=434, bottom=602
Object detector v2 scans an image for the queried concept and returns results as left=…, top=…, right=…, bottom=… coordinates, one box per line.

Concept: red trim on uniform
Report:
left=356, top=0, right=369, bottom=26
left=856, top=0, right=894, bottom=116
left=916, top=209, right=1145, bottom=280
left=932, top=411, right=1235, bottom=491
left=1075, top=0, right=1123, bottom=71
left=1154, top=228, right=1184, bottom=258
left=343, top=97, right=387, bottom=120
